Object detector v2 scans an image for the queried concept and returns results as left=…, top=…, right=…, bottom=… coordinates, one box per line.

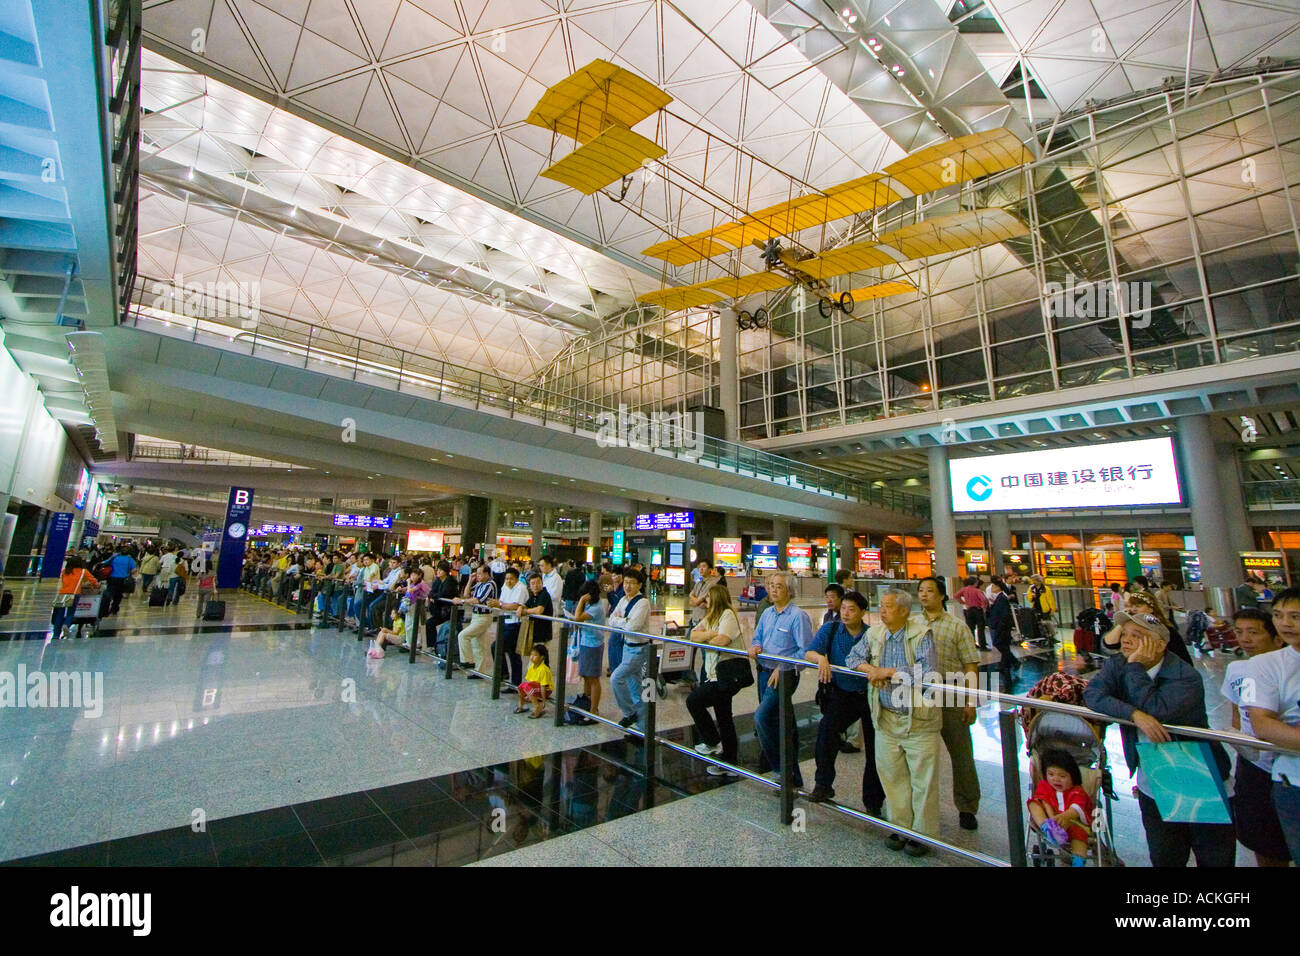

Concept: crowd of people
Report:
left=44, top=539, right=1300, bottom=867
left=47, top=540, right=208, bottom=636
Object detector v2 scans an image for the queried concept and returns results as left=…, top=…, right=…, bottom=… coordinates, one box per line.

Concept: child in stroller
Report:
left=1027, top=748, right=1093, bottom=865
left=1019, top=672, right=1120, bottom=866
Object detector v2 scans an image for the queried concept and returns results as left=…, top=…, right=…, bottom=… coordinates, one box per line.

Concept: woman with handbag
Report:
left=685, top=584, right=750, bottom=777
left=52, top=556, right=99, bottom=638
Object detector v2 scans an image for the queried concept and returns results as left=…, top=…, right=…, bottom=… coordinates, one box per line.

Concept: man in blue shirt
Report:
left=104, top=547, right=137, bottom=616
left=804, top=590, right=884, bottom=813
left=748, top=571, right=814, bottom=787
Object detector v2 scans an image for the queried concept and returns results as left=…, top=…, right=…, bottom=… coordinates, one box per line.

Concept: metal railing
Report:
left=126, top=285, right=930, bottom=516
left=406, top=597, right=1299, bottom=867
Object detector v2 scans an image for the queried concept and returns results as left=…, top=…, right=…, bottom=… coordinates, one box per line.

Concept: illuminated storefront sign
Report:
left=406, top=529, right=445, bottom=551
left=949, top=437, right=1181, bottom=513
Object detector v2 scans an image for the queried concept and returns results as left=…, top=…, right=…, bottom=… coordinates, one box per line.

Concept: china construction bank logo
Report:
left=966, top=475, right=993, bottom=502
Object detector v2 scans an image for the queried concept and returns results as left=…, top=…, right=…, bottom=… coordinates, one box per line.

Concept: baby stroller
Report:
left=1019, top=674, right=1122, bottom=867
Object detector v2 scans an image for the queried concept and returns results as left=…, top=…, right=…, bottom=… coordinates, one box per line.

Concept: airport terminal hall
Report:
left=3, top=0, right=1300, bottom=896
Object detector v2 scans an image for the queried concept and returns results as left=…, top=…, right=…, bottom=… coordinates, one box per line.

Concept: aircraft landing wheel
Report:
left=737, top=310, right=753, bottom=330
left=818, top=296, right=833, bottom=319
left=839, top=291, right=855, bottom=315
left=753, top=307, right=769, bottom=329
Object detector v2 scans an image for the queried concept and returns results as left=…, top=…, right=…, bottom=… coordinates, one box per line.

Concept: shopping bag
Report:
left=517, top=616, right=534, bottom=656
left=1135, top=740, right=1232, bottom=824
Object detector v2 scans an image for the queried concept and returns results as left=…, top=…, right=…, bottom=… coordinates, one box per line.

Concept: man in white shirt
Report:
left=491, top=567, right=530, bottom=685
left=539, top=556, right=563, bottom=613
left=609, top=567, right=653, bottom=735
left=1244, top=587, right=1300, bottom=864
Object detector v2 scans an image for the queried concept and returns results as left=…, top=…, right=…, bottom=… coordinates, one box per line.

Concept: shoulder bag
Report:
left=714, top=611, right=753, bottom=689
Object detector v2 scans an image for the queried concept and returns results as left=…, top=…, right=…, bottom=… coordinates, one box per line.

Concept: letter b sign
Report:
left=234, top=490, right=250, bottom=506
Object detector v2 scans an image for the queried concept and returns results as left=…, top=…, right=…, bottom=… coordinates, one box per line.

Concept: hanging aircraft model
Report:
left=526, top=59, right=1033, bottom=329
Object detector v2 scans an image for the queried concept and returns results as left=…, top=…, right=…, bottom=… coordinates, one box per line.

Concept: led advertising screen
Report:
left=949, top=437, right=1181, bottom=513
left=665, top=567, right=686, bottom=585
left=73, top=469, right=90, bottom=510
left=751, top=541, right=779, bottom=570
left=786, top=543, right=812, bottom=572
left=332, top=514, right=393, bottom=529
left=713, top=538, right=743, bottom=572
left=407, top=529, right=445, bottom=552
left=634, top=511, right=694, bottom=531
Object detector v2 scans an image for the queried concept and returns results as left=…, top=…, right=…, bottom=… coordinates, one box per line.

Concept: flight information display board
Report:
left=634, top=511, right=694, bottom=531
left=333, top=514, right=393, bottom=529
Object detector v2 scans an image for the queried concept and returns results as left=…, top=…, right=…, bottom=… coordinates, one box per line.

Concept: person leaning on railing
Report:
left=454, top=564, right=497, bottom=678
left=686, top=583, right=747, bottom=778
left=1083, top=609, right=1235, bottom=867
left=845, top=587, right=941, bottom=857
left=609, top=567, right=652, bottom=735
left=805, top=589, right=884, bottom=813
left=1239, top=587, right=1300, bottom=865
left=748, top=571, right=814, bottom=787
left=914, top=576, right=982, bottom=832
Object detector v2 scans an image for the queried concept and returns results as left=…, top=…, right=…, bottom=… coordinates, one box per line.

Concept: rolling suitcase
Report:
left=148, top=586, right=167, bottom=607
left=203, top=600, right=226, bottom=621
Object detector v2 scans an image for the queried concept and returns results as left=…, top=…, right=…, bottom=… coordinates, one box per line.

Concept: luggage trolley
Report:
left=69, top=584, right=106, bottom=639
left=656, top=614, right=698, bottom=698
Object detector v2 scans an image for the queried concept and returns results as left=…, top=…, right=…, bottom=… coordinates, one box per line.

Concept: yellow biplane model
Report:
left=527, top=59, right=1033, bottom=326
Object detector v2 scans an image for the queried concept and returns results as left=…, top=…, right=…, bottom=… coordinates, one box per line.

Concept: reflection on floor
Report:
left=0, top=584, right=1259, bottom=867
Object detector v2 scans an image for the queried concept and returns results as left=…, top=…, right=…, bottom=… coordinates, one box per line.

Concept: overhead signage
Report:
left=41, top=513, right=74, bottom=578
left=217, top=487, right=255, bottom=590
left=407, top=529, right=445, bottom=552
left=1123, top=537, right=1142, bottom=581
left=261, top=523, right=302, bottom=534
left=634, top=511, right=694, bottom=531
left=332, top=514, right=392, bottom=529
left=949, top=437, right=1182, bottom=513
left=665, top=529, right=686, bottom=542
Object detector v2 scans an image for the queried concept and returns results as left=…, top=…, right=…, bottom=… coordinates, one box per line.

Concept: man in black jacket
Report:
left=1084, top=609, right=1235, bottom=867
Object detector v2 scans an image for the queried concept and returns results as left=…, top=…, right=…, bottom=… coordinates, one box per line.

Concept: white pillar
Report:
left=588, top=511, right=602, bottom=556
left=927, top=445, right=960, bottom=590
left=1177, top=415, right=1237, bottom=612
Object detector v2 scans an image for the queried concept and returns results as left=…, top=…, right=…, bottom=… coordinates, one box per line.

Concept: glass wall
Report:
left=532, top=71, right=1300, bottom=442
